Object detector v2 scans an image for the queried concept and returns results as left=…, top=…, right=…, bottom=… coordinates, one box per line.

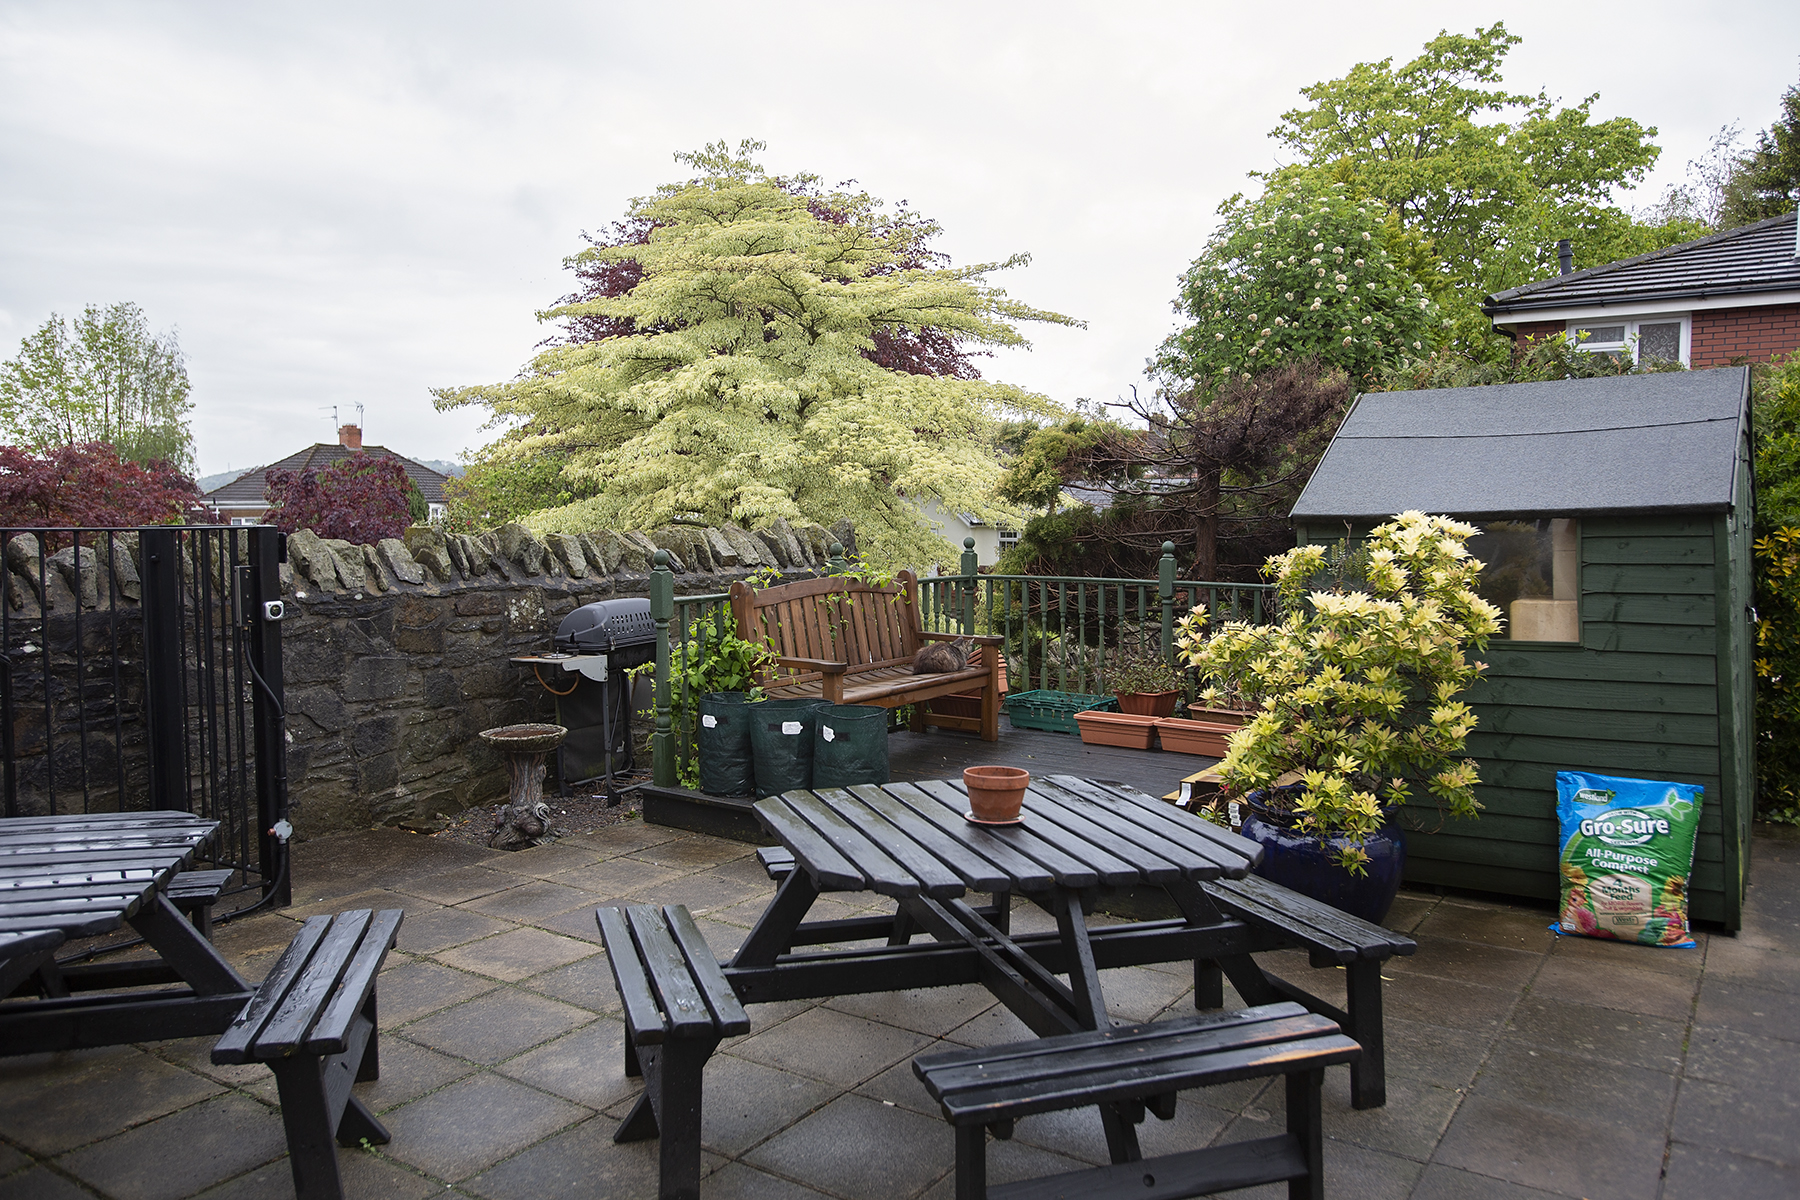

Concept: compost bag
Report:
left=696, top=692, right=756, bottom=797
left=1554, top=770, right=1703, bottom=948
left=749, top=698, right=828, bottom=795
left=811, top=704, right=890, bottom=790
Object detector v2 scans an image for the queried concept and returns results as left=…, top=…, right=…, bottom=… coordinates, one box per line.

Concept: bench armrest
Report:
left=919, top=631, right=1003, bottom=646
left=774, top=656, right=847, bottom=674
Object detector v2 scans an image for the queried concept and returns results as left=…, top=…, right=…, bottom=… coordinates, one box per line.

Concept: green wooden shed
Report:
left=1291, top=367, right=1755, bottom=929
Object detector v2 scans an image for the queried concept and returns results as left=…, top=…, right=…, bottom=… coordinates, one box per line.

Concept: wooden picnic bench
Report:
left=213, top=909, right=404, bottom=1200
left=730, top=570, right=1003, bottom=740
left=915, top=1002, right=1361, bottom=1200
left=1196, top=874, right=1415, bottom=1109
left=596, top=903, right=750, bottom=1200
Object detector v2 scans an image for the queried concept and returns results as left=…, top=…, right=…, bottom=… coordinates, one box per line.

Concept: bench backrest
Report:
left=730, top=570, right=924, bottom=686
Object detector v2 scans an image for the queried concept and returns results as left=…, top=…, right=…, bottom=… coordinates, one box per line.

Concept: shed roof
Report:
left=203, top=444, right=450, bottom=508
left=1291, top=368, right=1750, bottom=521
left=1483, top=212, right=1799, bottom=317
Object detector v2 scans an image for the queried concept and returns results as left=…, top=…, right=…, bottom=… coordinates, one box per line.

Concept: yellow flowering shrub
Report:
left=1177, top=511, right=1502, bottom=871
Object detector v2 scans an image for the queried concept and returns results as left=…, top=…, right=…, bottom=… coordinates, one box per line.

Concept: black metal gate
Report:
left=0, top=525, right=289, bottom=909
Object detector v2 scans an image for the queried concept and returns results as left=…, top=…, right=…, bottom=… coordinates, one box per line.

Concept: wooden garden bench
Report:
left=914, top=1002, right=1360, bottom=1200
left=213, top=909, right=403, bottom=1200
left=596, top=903, right=750, bottom=1200
left=729, top=570, right=1003, bottom=741
left=1197, top=874, right=1415, bottom=1109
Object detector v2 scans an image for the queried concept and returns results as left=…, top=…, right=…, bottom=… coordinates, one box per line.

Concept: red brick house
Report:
left=1484, top=211, right=1800, bottom=367
left=201, top=425, right=451, bottom=525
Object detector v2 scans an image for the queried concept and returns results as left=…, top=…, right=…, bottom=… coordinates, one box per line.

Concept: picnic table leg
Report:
left=269, top=1059, right=349, bottom=1200
left=1195, top=959, right=1224, bottom=1009
left=888, top=904, right=916, bottom=946
left=954, top=1124, right=987, bottom=1200
left=1286, top=1067, right=1326, bottom=1200
left=1345, top=959, right=1387, bottom=1110
left=731, top=870, right=820, bottom=969
left=1052, top=891, right=1143, bottom=1166
left=656, top=1036, right=716, bottom=1200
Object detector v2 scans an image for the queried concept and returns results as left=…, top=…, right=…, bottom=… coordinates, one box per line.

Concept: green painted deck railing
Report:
left=647, top=541, right=1278, bottom=787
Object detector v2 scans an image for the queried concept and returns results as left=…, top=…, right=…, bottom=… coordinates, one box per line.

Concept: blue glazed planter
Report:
left=1240, top=789, right=1407, bottom=924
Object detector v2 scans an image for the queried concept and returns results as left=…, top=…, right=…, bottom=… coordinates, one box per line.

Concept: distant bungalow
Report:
left=200, top=424, right=451, bottom=525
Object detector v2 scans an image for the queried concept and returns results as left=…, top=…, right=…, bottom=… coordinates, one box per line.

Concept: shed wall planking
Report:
left=1297, top=513, right=1742, bottom=926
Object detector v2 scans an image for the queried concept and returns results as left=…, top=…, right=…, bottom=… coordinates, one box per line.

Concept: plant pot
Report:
left=1239, top=791, right=1406, bottom=924
left=964, top=765, right=1029, bottom=821
left=1185, top=706, right=1254, bottom=728
left=1153, top=718, right=1235, bottom=757
left=1116, top=690, right=1180, bottom=718
left=1073, top=709, right=1158, bottom=749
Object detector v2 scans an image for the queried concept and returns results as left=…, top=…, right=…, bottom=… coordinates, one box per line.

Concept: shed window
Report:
left=1569, top=316, right=1689, bottom=366
left=1467, top=518, right=1579, bottom=642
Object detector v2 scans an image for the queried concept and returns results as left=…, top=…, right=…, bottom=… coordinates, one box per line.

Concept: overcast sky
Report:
left=3, top=2, right=1797, bottom=478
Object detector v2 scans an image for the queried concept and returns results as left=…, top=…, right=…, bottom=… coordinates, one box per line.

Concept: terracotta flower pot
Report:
left=1186, top=706, right=1254, bottom=728
left=964, top=765, right=1029, bottom=822
left=1153, top=718, right=1235, bottom=757
left=1073, top=710, right=1158, bottom=749
left=1116, top=690, right=1180, bottom=717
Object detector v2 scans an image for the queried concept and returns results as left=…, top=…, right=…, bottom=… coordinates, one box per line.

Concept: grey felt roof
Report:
left=1291, top=368, right=1750, bottom=520
left=1484, top=212, right=1799, bottom=316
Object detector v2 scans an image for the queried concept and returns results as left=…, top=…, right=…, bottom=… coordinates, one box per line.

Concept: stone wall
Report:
left=0, top=517, right=855, bottom=836
left=277, top=517, right=855, bottom=837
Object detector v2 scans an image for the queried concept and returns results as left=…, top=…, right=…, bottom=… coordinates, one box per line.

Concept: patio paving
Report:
left=3, top=815, right=1798, bottom=1199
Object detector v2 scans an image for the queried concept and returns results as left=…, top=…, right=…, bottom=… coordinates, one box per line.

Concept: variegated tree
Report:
left=435, top=142, right=1078, bottom=568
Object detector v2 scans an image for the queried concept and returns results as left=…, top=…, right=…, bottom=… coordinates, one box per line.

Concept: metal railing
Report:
left=0, top=525, right=289, bottom=906
left=645, top=540, right=1278, bottom=788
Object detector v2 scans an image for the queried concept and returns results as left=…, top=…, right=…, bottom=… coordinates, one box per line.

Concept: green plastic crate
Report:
left=1003, top=689, right=1120, bottom=734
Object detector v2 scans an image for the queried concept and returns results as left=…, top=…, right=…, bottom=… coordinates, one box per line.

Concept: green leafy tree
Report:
left=1754, top=353, right=1800, bottom=530
left=1726, top=74, right=1800, bottom=225
left=1265, top=24, right=1691, bottom=354
left=0, top=303, right=194, bottom=471
left=1153, top=180, right=1440, bottom=390
left=435, top=142, right=1077, bottom=567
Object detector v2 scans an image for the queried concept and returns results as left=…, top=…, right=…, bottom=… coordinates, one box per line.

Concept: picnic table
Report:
left=732, top=774, right=1298, bottom=1163
left=0, top=811, right=255, bottom=1055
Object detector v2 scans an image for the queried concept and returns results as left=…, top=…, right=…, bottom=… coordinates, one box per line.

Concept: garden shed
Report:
left=1291, top=367, right=1755, bottom=929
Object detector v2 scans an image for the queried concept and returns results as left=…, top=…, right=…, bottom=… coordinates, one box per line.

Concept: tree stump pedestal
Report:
left=479, top=724, right=567, bottom=851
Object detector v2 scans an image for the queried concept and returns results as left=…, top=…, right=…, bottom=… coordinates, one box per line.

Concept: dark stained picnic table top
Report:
left=754, top=775, right=1264, bottom=901
left=0, top=811, right=220, bottom=937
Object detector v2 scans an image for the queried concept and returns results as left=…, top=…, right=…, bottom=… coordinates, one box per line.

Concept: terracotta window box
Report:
left=1153, top=718, right=1237, bottom=757
left=1073, top=709, right=1159, bottom=750
left=1185, top=706, right=1254, bottom=729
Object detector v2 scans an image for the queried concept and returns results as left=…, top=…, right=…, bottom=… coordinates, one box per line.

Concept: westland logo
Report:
left=1579, top=808, right=1670, bottom=846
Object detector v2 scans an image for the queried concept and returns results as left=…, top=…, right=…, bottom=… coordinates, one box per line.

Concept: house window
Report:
left=1569, top=316, right=1688, bottom=366
left=229, top=517, right=261, bottom=527
left=1465, top=518, right=1580, bottom=643
left=997, top=528, right=1020, bottom=552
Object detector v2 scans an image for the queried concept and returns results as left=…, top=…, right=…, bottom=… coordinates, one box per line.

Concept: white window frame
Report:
left=1567, top=314, right=1690, bottom=366
left=997, top=527, right=1021, bottom=551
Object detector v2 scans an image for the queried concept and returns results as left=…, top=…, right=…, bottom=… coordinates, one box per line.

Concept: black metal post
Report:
left=248, top=527, right=290, bottom=905
left=140, top=528, right=188, bottom=812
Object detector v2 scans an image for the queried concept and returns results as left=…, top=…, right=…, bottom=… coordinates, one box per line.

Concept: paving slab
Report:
left=5, top=818, right=1800, bottom=1200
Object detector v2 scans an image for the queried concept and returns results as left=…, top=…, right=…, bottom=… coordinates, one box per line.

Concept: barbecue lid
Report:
left=555, top=598, right=655, bottom=652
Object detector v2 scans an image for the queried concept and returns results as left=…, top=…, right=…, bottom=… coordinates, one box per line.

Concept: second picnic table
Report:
left=727, top=774, right=1413, bottom=1166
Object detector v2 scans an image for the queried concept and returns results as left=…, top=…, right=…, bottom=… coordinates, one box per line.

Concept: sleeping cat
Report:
left=913, top=636, right=975, bottom=675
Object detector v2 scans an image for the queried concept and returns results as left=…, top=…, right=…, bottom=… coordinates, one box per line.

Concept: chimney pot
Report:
left=339, top=424, right=363, bottom=451
left=1557, top=239, right=1573, bottom=276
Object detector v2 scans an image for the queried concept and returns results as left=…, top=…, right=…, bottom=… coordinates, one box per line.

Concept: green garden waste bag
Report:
left=696, top=692, right=757, bottom=797
left=749, top=698, right=829, bottom=796
left=811, top=704, right=891, bottom=790
left=1555, top=770, right=1703, bottom=948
